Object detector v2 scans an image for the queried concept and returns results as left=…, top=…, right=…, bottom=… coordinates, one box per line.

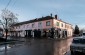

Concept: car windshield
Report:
left=73, top=39, right=85, bottom=44
left=83, top=33, right=85, bottom=36
left=80, top=39, right=85, bottom=44
left=73, top=39, right=80, bottom=43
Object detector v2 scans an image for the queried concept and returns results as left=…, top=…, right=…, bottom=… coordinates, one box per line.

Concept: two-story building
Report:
left=10, top=14, right=73, bottom=38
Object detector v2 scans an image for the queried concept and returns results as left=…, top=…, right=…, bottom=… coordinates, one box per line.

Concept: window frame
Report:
left=38, top=22, right=42, bottom=27
left=56, top=22, right=59, bottom=26
left=32, top=23, right=34, bottom=28
left=46, top=21, right=50, bottom=26
left=60, top=23, right=63, bottom=27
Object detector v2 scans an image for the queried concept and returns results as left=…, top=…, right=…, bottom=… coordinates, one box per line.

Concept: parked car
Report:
left=0, top=33, right=4, bottom=37
left=70, top=37, right=85, bottom=55
left=82, top=32, right=85, bottom=36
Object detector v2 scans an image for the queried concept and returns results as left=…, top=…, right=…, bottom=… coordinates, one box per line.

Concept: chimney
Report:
left=50, top=13, right=52, bottom=17
left=55, top=15, right=57, bottom=19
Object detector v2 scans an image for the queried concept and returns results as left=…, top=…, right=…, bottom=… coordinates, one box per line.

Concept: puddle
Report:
left=0, top=41, right=24, bottom=52
left=0, top=45, right=11, bottom=52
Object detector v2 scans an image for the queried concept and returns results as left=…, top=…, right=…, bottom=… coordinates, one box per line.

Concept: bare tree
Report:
left=0, top=9, right=18, bottom=40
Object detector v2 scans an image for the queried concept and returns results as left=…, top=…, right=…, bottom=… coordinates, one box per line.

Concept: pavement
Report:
left=0, top=37, right=73, bottom=55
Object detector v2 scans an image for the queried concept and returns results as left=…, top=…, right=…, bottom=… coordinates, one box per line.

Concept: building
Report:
left=10, top=14, right=73, bottom=38
left=0, top=27, right=3, bottom=33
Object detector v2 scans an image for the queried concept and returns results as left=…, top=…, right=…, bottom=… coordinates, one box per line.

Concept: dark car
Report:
left=70, top=37, right=85, bottom=55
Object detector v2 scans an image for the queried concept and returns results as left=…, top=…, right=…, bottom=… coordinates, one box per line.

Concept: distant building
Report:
left=10, top=14, right=73, bottom=38
left=0, top=27, right=3, bottom=37
left=0, top=27, right=3, bottom=33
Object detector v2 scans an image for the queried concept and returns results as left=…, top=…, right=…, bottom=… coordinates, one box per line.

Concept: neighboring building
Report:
left=10, top=14, right=73, bottom=38
left=0, top=27, right=3, bottom=37
left=0, top=27, right=3, bottom=33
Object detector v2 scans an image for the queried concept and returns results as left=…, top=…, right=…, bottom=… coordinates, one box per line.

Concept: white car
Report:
left=70, top=37, right=85, bottom=55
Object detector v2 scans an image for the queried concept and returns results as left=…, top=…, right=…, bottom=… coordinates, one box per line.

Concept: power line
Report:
left=5, top=0, right=12, bottom=9
left=10, top=0, right=17, bottom=10
left=5, top=0, right=18, bottom=11
left=12, top=0, right=17, bottom=7
left=3, top=0, right=19, bottom=17
left=11, top=0, right=19, bottom=16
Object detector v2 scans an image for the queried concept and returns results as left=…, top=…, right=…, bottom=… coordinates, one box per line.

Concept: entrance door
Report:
left=28, top=30, right=32, bottom=38
left=65, top=31, right=67, bottom=38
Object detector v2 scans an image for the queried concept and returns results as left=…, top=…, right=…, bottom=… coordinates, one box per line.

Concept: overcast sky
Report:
left=0, top=0, right=85, bottom=29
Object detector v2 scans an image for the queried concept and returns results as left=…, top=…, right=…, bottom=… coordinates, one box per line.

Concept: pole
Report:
left=5, top=18, right=7, bottom=41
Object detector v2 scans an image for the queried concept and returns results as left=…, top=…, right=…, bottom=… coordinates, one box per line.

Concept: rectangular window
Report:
left=61, top=23, right=63, bottom=27
left=27, top=24, right=29, bottom=28
left=32, top=23, right=34, bottom=28
left=19, top=26, right=20, bottom=29
left=56, top=22, right=59, bottom=26
left=38, top=22, right=42, bottom=27
left=46, top=21, right=50, bottom=26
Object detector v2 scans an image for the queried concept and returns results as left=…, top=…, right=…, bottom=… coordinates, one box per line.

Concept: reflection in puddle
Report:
left=54, top=38, right=73, bottom=55
left=0, top=41, right=24, bottom=52
left=0, top=38, right=73, bottom=55
left=0, top=45, right=11, bottom=52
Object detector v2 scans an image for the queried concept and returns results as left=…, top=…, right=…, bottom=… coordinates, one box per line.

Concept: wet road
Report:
left=0, top=38, right=73, bottom=55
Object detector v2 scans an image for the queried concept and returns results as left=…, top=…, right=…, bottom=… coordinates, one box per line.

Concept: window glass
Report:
left=46, top=21, right=50, bottom=26
left=38, top=22, right=42, bottom=27
left=73, top=39, right=80, bottom=43
left=56, top=22, right=59, bottom=26
left=32, top=23, right=34, bottom=28
left=80, top=39, right=85, bottom=44
left=61, top=23, right=63, bottom=27
left=73, top=39, right=85, bottom=44
left=83, top=33, right=85, bottom=36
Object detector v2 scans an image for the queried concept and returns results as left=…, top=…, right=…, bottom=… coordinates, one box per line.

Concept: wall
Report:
left=53, top=19, right=73, bottom=37
left=12, top=18, right=73, bottom=37
left=13, top=19, right=53, bottom=37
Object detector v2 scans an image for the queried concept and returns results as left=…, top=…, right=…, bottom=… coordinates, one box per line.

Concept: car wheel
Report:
left=71, top=51, right=75, bottom=55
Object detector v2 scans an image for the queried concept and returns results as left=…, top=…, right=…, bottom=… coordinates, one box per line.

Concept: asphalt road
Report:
left=65, top=51, right=71, bottom=55
left=0, top=38, right=73, bottom=55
